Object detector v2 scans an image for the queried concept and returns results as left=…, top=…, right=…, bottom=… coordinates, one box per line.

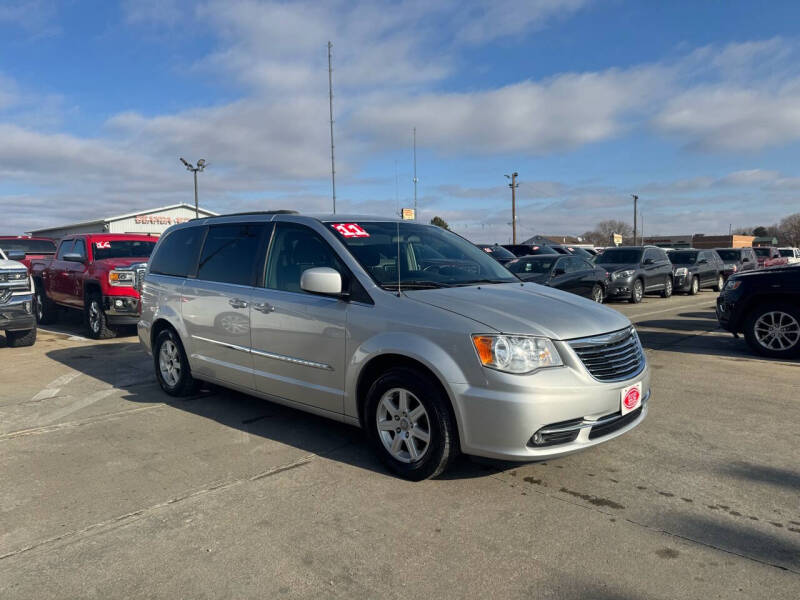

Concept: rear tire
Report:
left=629, top=279, right=643, bottom=304
left=5, top=325, right=37, bottom=347
left=743, top=303, right=800, bottom=359
left=153, top=328, right=199, bottom=396
left=364, top=367, right=458, bottom=480
left=712, top=274, right=724, bottom=292
left=660, top=276, right=673, bottom=298
left=34, top=280, right=57, bottom=325
left=590, top=284, right=604, bottom=303
left=84, top=292, right=116, bottom=339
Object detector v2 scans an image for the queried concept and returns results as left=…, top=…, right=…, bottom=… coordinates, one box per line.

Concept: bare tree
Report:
left=780, top=213, right=800, bottom=246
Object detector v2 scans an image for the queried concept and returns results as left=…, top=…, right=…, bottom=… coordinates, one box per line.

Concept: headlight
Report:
left=6, top=271, right=27, bottom=281
left=724, top=279, right=741, bottom=291
left=109, top=270, right=135, bottom=287
left=674, top=267, right=688, bottom=276
left=724, top=263, right=737, bottom=272
left=612, top=269, right=634, bottom=280
left=472, top=334, right=562, bottom=374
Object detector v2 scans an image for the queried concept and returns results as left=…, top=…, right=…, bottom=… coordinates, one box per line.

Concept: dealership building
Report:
left=642, top=234, right=755, bottom=249
left=28, top=203, right=217, bottom=239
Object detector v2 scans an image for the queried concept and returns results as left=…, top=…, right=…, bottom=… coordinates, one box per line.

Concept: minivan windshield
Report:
left=329, top=221, right=517, bottom=289
left=715, top=249, right=740, bottom=261
left=595, top=249, right=643, bottom=264
left=669, top=251, right=698, bottom=264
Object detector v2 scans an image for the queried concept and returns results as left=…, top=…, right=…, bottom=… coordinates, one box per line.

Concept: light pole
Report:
left=180, top=158, right=207, bottom=218
left=631, top=194, right=638, bottom=245
left=505, top=172, right=519, bottom=244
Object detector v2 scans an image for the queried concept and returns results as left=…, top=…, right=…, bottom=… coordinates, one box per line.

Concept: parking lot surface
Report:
left=1, top=291, right=799, bottom=599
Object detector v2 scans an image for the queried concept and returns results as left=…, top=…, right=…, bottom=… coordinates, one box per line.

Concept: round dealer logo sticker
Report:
left=623, top=387, right=640, bottom=410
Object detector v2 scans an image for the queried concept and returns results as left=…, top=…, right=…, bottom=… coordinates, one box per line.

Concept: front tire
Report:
left=84, top=293, right=116, bottom=339
left=5, top=325, right=37, bottom=347
left=365, top=367, right=458, bottom=480
left=35, top=280, right=58, bottom=325
left=629, top=279, right=643, bottom=304
left=688, top=276, right=699, bottom=296
left=660, top=276, right=673, bottom=298
left=153, top=328, right=198, bottom=396
left=713, top=274, right=724, bottom=292
left=743, top=303, right=800, bottom=359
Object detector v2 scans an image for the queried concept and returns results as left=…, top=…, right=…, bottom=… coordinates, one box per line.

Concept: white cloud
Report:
left=0, top=0, right=59, bottom=36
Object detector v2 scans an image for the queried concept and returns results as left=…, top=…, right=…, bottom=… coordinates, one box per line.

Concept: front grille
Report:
left=588, top=406, right=643, bottom=439
left=569, top=327, right=645, bottom=382
left=0, top=289, right=11, bottom=304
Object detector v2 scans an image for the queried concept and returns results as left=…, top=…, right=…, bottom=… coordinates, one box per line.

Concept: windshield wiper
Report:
left=380, top=280, right=451, bottom=290
left=451, top=279, right=514, bottom=286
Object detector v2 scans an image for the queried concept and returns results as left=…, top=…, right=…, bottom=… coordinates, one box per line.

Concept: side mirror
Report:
left=6, top=250, right=25, bottom=261
left=553, top=268, right=566, bottom=276
left=742, top=258, right=750, bottom=263
left=301, top=267, right=343, bottom=296
left=643, top=258, right=654, bottom=265
left=63, top=253, right=85, bottom=263
left=698, top=258, right=708, bottom=264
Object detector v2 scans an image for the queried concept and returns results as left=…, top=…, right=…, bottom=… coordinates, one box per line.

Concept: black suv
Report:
left=595, top=246, right=673, bottom=303
left=714, top=247, right=758, bottom=280
left=668, top=249, right=725, bottom=294
left=474, top=243, right=516, bottom=265
left=716, top=265, right=800, bottom=358
left=502, top=244, right=559, bottom=257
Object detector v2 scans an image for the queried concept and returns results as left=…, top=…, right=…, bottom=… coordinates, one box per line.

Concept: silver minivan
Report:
left=139, top=213, right=649, bottom=480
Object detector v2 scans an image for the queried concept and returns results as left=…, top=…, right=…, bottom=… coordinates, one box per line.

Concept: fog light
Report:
left=115, top=299, right=124, bottom=308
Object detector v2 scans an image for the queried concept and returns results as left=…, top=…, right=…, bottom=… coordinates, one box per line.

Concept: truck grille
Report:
left=568, top=327, right=645, bottom=382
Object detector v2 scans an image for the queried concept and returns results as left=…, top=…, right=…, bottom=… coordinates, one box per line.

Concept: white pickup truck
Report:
left=0, top=247, right=37, bottom=347
left=778, top=247, right=800, bottom=264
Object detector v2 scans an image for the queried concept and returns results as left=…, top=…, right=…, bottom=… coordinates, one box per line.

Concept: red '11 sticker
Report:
left=332, top=223, right=370, bottom=238
left=95, top=241, right=111, bottom=249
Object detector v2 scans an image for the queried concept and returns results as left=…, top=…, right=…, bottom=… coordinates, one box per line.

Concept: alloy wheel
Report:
left=753, top=311, right=800, bottom=352
left=89, top=301, right=101, bottom=333
left=159, top=340, right=182, bottom=387
left=376, top=388, right=431, bottom=463
left=592, top=285, right=603, bottom=303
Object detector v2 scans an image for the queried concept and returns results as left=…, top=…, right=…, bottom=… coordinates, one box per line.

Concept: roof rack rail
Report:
left=207, top=210, right=300, bottom=217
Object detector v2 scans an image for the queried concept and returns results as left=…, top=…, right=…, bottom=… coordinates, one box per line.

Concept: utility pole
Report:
left=412, top=127, right=418, bottom=219
left=505, top=172, right=519, bottom=244
left=328, top=41, right=336, bottom=214
left=631, top=194, right=639, bottom=245
left=179, top=158, right=207, bottom=218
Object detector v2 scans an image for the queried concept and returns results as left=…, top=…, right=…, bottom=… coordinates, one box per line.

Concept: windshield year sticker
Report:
left=332, top=223, right=370, bottom=238
left=95, top=241, right=111, bottom=249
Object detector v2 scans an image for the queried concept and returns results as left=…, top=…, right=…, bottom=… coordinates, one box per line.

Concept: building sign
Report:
left=134, top=215, right=193, bottom=225
left=613, top=233, right=623, bottom=245
left=401, top=208, right=416, bottom=220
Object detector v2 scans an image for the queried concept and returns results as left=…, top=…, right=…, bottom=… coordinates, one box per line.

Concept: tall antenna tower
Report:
left=413, top=127, right=418, bottom=220
left=328, top=41, right=336, bottom=214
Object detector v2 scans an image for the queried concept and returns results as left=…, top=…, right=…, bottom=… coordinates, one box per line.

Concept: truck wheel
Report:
left=35, top=280, right=58, bottom=325
left=629, top=279, right=643, bottom=304
left=744, top=303, right=800, bottom=359
left=364, top=367, right=458, bottom=480
left=660, top=276, right=673, bottom=298
left=84, top=293, right=116, bottom=339
left=5, top=325, right=37, bottom=348
left=688, top=276, right=699, bottom=295
left=712, top=274, right=724, bottom=292
left=153, top=328, right=198, bottom=396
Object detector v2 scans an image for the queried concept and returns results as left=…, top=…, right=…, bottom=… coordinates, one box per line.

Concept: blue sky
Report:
left=2, top=1, right=800, bottom=242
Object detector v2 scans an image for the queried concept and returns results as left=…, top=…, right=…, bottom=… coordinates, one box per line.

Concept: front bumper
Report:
left=673, top=273, right=693, bottom=292
left=605, top=275, right=635, bottom=298
left=450, top=359, right=650, bottom=461
left=103, top=295, right=140, bottom=325
left=0, top=292, right=35, bottom=331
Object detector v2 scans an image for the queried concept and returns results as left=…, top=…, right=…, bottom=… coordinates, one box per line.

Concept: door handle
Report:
left=229, top=298, right=248, bottom=309
left=253, top=302, right=275, bottom=314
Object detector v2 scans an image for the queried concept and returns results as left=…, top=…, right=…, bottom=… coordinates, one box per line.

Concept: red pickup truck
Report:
left=31, top=234, right=157, bottom=339
left=0, top=236, right=57, bottom=272
left=753, top=246, right=789, bottom=269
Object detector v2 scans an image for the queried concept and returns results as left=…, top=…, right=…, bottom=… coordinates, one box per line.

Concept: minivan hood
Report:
left=404, top=282, right=631, bottom=340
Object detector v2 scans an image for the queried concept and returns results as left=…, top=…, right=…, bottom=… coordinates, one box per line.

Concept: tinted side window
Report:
left=73, top=239, right=87, bottom=260
left=643, top=249, right=656, bottom=262
left=56, top=240, right=75, bottom=260
left=197, top=223, right=266, bottom=286
left=150, top=227, right=206, bottom=278
left=656, top=249, right=669, bottom=262
left=265, top=223, right=346, bottom=294
left=565, top=257, right=584, bottom=273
